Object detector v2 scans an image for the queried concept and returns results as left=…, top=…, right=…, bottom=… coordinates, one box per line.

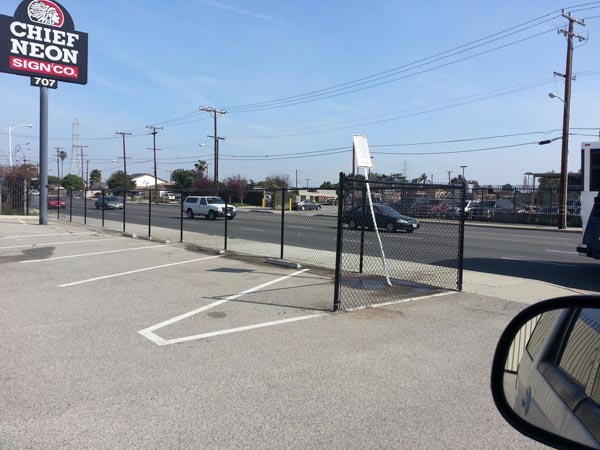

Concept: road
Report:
left=42, top=197, right=600, bottom=293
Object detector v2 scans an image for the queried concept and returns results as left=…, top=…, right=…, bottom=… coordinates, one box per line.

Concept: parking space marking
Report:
left=501, top=257, right=578, bottom=268
left=59, top=254, right=223, bottom=287
left=0, top=232, right=94, bottom=240
left=138, top=268, right=319, bottom=345
left=17, top=219, right=28, bottom=225
left=545, top=249, right=578, bottom=255
left=20, top=244, right=164, bottom=264
left=0, top=238, right=122, bottom=250
left=241, top=227, right=265, bottom=232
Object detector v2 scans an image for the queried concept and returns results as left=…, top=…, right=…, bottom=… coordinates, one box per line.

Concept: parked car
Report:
left=491, top=296, right=600, bottom=450
left=342, top=203, right=419, bottom=232
left=325, top=198, right=338, bottom=206
left=95, top=196, right=123, bottom=210
left=292, top=199, right=321, bottom=211
left=183, top=196, right=236, bottom=220
left=47, top=196, right=66, bottom=209
left=470, top=199, right=514, bottom=219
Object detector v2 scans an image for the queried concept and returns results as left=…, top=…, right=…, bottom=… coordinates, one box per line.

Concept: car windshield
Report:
left=207, top=197, right=225, bottom=204
left=106, top=197, right=120, bottom=201
left=375, top=204, right=405, bottom=218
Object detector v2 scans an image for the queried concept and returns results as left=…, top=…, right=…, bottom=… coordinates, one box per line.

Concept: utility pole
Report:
left=295, top=169, right=298, bottom=190
left=446, top=170, right=452, bottom=184
left=73, top=145, right=88, bottom=185
left=460, top=165, right=467, bottom=181
left=306, top=178, right=310, bottom=189
left=200, top=106, right=227, bottom=189
left=555, top=11, right=586, bottom=229
left=146, top=126, right=163, bottom=203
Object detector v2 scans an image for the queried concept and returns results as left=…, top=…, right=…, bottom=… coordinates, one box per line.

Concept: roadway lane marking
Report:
left=138, top=268, right=318, bottom=345
left=59, top=255, right=223, bottom=287
left=546, top=249, right=578, bottom=255
left=20, top=245, right=164, bottom=264
left=241, top=227, right=265, bottom=232
left=501, top=257, right=579, bottom=268
left=287, top=225, right=315, bottom=230
left=0, top=232, right=94, bottom=240
left=0, top=238, right=123, bottom=250
left=17, top=219, right=28, bottom=225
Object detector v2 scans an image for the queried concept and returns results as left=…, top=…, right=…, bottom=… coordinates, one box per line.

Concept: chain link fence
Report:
left=333, top=174, right=465, bottom=311
left=0, top=177, right=31, bottom=215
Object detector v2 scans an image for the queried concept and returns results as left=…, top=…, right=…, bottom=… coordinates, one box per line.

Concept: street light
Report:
left=548, top=92, right=565, bottom=103
left=7, top=123, right=33, bottom=167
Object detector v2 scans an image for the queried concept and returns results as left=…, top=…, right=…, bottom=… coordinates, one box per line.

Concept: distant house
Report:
left=87, top=182, right=107, bottom=198
left=130, top=173, right=169, bottom=190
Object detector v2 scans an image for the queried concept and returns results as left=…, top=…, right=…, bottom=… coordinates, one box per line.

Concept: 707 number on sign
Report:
left=30, top=77, right=58, bottom=89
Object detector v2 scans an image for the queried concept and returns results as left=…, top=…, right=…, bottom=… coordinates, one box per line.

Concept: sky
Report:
left=2, top=0, right=600, bottom=187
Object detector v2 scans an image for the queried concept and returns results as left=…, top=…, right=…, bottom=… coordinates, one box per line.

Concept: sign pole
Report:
left=39, top=86, right=48, bottom=225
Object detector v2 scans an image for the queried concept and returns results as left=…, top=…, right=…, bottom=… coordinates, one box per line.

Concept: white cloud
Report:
left=197, top=0, right=293, bottom=29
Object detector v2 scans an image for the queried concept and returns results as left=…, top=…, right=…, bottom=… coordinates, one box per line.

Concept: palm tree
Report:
left=59, top=150, right=67, bottom=179
left=194, top=160, right=208, bottom=178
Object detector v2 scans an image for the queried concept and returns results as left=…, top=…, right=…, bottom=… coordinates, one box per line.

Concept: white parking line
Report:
left=0, top=232, right=94, bottom=240
left=241, top=227, right=265, bottom=232
left=0, top=238, right=122, bottom=250
left=545, top=249, right=578, bottom=255
left=17, top=219, right=28, bottom=225
left=501, top=257, right=578, bottom=267
left=59, top=255, right=223, bottom=287
left=138, top=268, right=322, bottom=345
left=287, top=225, right=315, bottom=230
left=20, top=244, right=164, bottom=264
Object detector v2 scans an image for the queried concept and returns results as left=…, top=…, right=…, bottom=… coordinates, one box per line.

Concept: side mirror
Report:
left=491, top=295, right=600, bottom=450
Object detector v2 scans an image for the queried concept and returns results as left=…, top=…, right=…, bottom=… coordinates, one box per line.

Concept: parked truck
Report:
left=577, top=141, right=600, bottom=259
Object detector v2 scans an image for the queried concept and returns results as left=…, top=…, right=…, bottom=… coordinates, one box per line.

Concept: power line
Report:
left=222, top=8, right=573, bottom=112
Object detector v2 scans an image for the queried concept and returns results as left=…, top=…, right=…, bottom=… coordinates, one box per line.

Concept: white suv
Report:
left=183, top=196, right=236, bottom=220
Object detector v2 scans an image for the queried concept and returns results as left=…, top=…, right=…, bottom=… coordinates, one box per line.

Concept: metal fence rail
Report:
left=333, top=174, right=465, bottom=311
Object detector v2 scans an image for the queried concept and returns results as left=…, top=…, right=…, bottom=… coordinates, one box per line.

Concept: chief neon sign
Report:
left=0, top=0, right=88, bottom=84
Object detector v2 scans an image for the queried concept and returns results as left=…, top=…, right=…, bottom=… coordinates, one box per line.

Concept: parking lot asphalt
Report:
left=0, top=217, right=560, bottom=449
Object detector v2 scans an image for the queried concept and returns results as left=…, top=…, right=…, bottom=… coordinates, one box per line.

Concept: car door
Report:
left=198, top=198, right=208, bottom=215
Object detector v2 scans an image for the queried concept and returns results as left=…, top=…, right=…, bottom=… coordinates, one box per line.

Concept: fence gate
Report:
left=333, top=174, right=465, bottom=311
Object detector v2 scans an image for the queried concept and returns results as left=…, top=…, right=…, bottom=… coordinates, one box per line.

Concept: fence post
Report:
left=224, top=192, right=229, bottom=251
left=84, top=187, right=87, bottom=224
left=101, top=190, right=105, bottom=227
left=148, top=191, right=152, bottom=237
left=57, top=186, right=60, bottom=221
left=122, top=185, right=127, bottom=233
left=333, top=172, right=346, bottom=312
left=457, top=184, right=466, bottom=291
left=513, top=187, right=517, bottom=223
left=359, top=185, right=366, bottom=274
left=280, top=188, right=286, bottom=259
left=69, top=190, right=73, bottom=222
left=180, top=191, right=184, bottom=243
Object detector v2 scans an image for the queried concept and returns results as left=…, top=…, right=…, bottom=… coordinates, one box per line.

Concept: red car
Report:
left=47, top=196, right=66, bottom=209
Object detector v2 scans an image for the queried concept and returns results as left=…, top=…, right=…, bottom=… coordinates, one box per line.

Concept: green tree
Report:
left=224, top=174, right=248, bottom=203
left=59, top=150, right=67, bottom=179
left=107, top=170, right=136, bottom=195
left=194, top=160, right=208, bottom=178
left=539, top=176, right=559, bottom=188
left=62, top=174, right=85, bottom=191
left=171, top=168, right=196, bottom=190
left=89, top=169, right=102, bottom=185
left=48, top=175, right=61, bottom=186
left=411, top=173, right=429, bottom=184
left=320, top=181, right=338, bottom=189
left=257, top=174, right=290, bottom=188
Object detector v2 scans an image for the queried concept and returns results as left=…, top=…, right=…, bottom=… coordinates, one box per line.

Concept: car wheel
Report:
left=208, top=210, right=216, bottom=220
left=301, top=205, right=306, bottom=211
left=386, top=223, right=395, bottom=233
left=227, top=216, right=234, bottom=220
left=348, top=219, right=358, bottom=229
left=406, top=228, right=414, bottom=233
left=186, top=209, right=194, bottom=219
left=316, top=205, right=321, bottom=210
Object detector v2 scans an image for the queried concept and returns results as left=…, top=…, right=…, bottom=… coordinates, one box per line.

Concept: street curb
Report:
left=182, top=243, right=226, bottom=255
left=266, top=258, right=302, bottom=269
